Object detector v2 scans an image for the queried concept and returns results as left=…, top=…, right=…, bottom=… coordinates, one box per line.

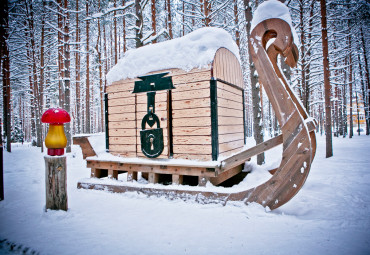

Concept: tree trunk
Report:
left=75, top=0, right=81, bottom=134
left=0, top=0, right=11, bottom=152
left=234, top=0, right=239, bottom=47
left=40, top=0, right=46, bottom=152
left=64, top=0, right=71, bottom=152
left=97, top=0, right=104, bottom=132
left=85, top=2, right=91, bottom=133
left=299, top=0, right=309, bottom=112
left=320, top=0, right=333, bottom=158
left=114, top=0, right=117, bottom=65
left=360, top=27, right=369, bottom=135
left=355, top=91, right=360, bottom=135
left=151, top=0, right=156, bottom=43
left=27, top=1, right=43, bottom=149
left=135, top=0, right=143, bottom=48
left=348, top=8, right=353, bottom=138
left=167, top=0, right=173, bottom=38
left=343, top=61, right=348, bottom=138
left=359, top=51, right=369, bottom=135
left=57, top=0, right=65, bottom=108
left=244, top=0, right=264, bottom=164
left=204, top=0, right=211, bottom=27
left=123, top=0, right=126, bottom=53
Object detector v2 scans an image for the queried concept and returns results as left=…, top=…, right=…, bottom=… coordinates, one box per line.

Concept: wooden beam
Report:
left=86, top=160, right=217, bottom=178
left=127, top=171, right=138, bottom=182
left=73, top=136, right=96, bottom=159
left=210, top=164, right=243, bottom=186
left=172, top=174, right=183, bottom=185
left=149, top=173, right=159, bottom=183
left=221, top=135, right=283, bottom=171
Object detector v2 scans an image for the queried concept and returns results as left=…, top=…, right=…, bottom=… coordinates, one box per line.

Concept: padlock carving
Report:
left=133, top=72, right=174, bottom=158
left=140, top=113, right=164, bottom=158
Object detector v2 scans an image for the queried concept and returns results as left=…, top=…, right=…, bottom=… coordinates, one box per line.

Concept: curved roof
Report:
left=106, top=27, right=240, bottom=85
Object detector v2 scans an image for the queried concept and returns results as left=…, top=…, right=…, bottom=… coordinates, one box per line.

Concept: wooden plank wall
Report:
left=171, top=71, right=212, bottom=161
left=107, top=80, right=137, bottom=157
left=106, top=68, right=213, bottom=160
left=217, top=81, right=245, bottom=158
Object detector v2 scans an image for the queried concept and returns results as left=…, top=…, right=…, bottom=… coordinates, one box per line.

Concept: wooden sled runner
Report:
left=76, top=19, right=316, bottom=210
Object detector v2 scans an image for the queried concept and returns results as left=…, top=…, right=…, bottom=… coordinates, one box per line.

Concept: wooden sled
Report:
left=76, top=18, right=316, bottom=210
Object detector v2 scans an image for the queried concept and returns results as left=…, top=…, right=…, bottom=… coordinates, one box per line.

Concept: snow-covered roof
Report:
left=251, top=0, right=299, bottom=46
left=106, top=27, right=240, bottom=85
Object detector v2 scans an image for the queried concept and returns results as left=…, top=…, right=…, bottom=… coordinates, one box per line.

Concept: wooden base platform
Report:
left=77, top=179, right=252, bottom=205
left=86, top=157, right=244, bottom=187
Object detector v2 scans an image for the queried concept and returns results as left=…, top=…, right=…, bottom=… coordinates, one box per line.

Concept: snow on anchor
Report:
left=74, top=1, right=317, bottom=210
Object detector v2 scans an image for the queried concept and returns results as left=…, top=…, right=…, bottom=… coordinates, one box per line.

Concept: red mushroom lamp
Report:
left=41, top=108, right=71, bottom=156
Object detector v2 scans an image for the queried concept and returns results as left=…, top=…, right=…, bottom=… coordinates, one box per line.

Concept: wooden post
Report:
left=45, top=155, right=68, bottom=211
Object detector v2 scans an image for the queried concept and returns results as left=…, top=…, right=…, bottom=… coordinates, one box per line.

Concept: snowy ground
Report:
left=1, top=134, right=370, bottom=255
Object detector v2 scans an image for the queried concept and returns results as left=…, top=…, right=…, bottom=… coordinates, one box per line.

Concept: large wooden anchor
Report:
left=133, top=72, right=175, bottom=158
left=242, top=18, right=317, bottom=209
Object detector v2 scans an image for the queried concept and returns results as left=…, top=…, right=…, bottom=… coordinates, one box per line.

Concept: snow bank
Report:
left=2, top=136, right=370, bottom=255
left=106, top=27, right=240, bottom=84
left=251, top=0, right=299, bottom=46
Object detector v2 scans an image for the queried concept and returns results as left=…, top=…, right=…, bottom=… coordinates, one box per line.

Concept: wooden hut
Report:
left=107, top=47, right=245, bottom=162
left=78, top=28, right=248, bottom=186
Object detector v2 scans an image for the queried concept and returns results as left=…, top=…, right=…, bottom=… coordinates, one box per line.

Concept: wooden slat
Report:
left=217, top=98, right=242, bottom=110
left=173, top=117, right=211, bottom=127
left=109, top=121, right=136, bottom=129
left=172, top=70, right=211, bottom=85
left=108, top=97, right=135, bottom=107
left=109, top=136, right=136, bottom=145
left=219, top=147, right=245, bottom=159
left=172, top=98, right=210, bottom=110
left=219, top=132, right=244, bottom=144
left=217, top=88, right=243, bottom=104
left=108, top=90, right=133, bottom=99
left=172, top=107, right=210, bottom=118
left=109, top=113, right=136, bottom=122
left=219, top=140, right=244, bottom=154
left=172, top=81, right=209, bottom=93
left=217, top=81, right=243, bottom=96
left=172, top=88, right=209, bottom=101
left=109, top=128, right=136, bottom=137
left=173, top=144, right=212, bottom=154
left=108, top=106, right=135, bottom=114
left=172, top=126, right=211, bottom=136
left=218, top=125, right=244, bottom=135
left=218, top=107, right=243, bottom=118
left=109, top=144, right=136, bottom=153
left=106, top=81, right=134, bottom=93
left=172, top=154, right=212, bottom=161
left=218, top=116, right=244, bottom=126
left=173, top=135, right=212, bottom=145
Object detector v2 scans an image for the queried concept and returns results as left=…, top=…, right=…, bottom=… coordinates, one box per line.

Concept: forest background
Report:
left=0, top=0, right=369, bottom=162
